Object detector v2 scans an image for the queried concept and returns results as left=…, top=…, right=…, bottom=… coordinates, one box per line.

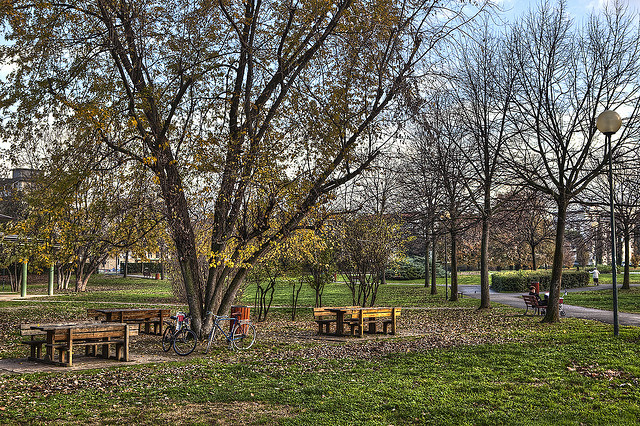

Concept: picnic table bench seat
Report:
left=20, top=322, right=138, bottom=366
left=20, top=324, right=48, bottom=360
left=344, top=307, right=401, bottom=337
left=313, top=306, right=359, bottom=334
left=87, top=308, right=169, bottom=335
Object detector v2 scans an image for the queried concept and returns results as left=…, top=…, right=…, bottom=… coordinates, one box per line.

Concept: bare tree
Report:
left=338, top=214, right=405, bottom=307
left=426, top=91, right=475, bottom=302
left=452, top=19, right=516, bottom=309
left=504, top=0, right=640, bottom=322
left=491, top=189, right=555, bottom=270
left=398, top=129, right=443, bottom=293
left=582, top=158, right=640, bottom=289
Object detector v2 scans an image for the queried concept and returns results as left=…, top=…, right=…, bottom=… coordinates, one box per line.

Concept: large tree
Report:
left=1, top=0, right=487, bottom=334
left=426, top=90, right=474, bottom=302
left=399, top=128, right=442, bottom=294
left=505, top=0, right=640, bottom=322
left=452, top=19, right=516, bottom=309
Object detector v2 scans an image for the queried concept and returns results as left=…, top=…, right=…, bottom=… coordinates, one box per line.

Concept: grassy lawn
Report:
left=238, top=281, right=479, bottom=308
left=585, top=272, right=640, bottom=286
left=1, top=276, right=640, bottom=424
left=566, top=287, right=640, bottom=314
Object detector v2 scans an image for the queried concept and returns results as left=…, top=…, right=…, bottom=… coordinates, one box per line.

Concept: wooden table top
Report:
left=92, top=308, right=170, bottom=313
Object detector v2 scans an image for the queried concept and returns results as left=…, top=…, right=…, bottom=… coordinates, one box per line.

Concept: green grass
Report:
left=566, top=287, right=640, bottom=314
left=14, top=275, right=177, bottom=304
left=2, top=275, right=640, bottom=424
left=1, top=316, right=639, bottom=424
left=238, top=281, right=478, bottom=308
left=587, top=272, right=640, bottom=285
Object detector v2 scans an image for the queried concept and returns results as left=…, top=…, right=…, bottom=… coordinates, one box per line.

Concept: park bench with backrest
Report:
left=522, top=295, right=544, bottom=315
left=344, top=307, right=401, bottom=337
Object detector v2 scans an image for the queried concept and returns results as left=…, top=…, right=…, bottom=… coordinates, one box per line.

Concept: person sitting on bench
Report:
left=529, top=285, right=548, bottom=306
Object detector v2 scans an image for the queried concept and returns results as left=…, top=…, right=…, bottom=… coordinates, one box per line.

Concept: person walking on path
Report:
left=590, top=267, right=600, bottom=285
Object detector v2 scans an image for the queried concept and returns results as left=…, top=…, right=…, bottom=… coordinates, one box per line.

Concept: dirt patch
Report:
left=156, top=401, right=295, bottom=425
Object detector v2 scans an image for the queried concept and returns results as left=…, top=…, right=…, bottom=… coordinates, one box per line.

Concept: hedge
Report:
left=491, top=270, right=590, bottom=292
left=385, top=256, right=447, bottom=280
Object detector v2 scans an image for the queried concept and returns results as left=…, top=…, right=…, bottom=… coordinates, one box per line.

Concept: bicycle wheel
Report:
left=161, top=325, right=175, bottom=352
left=232, top=323, right=256, bottom=350
left=173, top=328, right=198, bottom=355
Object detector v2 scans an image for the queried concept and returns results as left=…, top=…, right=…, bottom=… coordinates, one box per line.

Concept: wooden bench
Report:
left=21, top=322, right=138, bottom=367
left=345, top=307, right=401, bottom=338
left=522, top=295, right=545, bottom=315
left=20, top=321, right=102, bottom=360
left=20, top=324, right=48, bottom=360
left=313, top=308, right=335, bottom=334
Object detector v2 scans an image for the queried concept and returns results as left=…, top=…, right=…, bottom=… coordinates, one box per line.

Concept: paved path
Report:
left=459, top=285, right=640, bottom=327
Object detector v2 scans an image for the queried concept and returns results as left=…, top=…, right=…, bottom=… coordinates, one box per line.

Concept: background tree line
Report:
left=3, top=0, right=640, bottom=328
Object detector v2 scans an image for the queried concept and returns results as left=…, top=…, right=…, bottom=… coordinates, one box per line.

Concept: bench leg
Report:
left=124, top=326, right=130, bottom=361
left=349, top=323, right=356, bottom=336
left=65, top=332, right=73, bottom=367
left=116, top=343, right=124, bottom=361
left=101, top=341, right=110, bottom=359
left=85, top=344, right=98, bottom=356
left=28, top=341, right=43, bottom=359
left=59, top=347, right=71, bottom=367
left=368, top=322, right=376, bottom=334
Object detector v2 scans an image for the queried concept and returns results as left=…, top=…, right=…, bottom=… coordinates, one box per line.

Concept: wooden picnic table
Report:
left=325, top=307, right=351, bottom=336
left=88, top=308, right=170, bottom=335
left=324, top=307, right=401, bottom=337
left=29, top=322, right=133, bottom=367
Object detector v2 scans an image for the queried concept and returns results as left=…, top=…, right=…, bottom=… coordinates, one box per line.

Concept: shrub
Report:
left=593, top=264, right=612, bottom=273
left=386, top=256, right=425, bottom=280
left=491, top=270, right=590, bottom=292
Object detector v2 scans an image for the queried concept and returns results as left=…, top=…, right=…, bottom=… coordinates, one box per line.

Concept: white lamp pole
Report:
left=596, top=110, right=622, bottom=336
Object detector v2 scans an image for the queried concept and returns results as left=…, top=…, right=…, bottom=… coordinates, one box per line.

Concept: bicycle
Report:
left=205, top=313, right=256, bottom=352
left=161, top=312, right=198, bottom=355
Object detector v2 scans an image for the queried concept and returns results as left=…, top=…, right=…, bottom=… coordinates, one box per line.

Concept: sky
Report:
left=501, top=0, right=640, bottom=22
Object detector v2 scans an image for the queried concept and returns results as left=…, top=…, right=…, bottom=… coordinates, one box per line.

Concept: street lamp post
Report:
left=444, top=233, right=448, bottom=300
left=441, top=211, right=450, bottom=301
left=596, top=110, right=622, bottom=336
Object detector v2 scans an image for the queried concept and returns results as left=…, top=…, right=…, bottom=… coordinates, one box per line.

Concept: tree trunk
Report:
left=479, top=214, right=490, bottom=309
left=530, top=242, right=537, bottom=271
left=123, top=251, right=128, bottom=277
left=449, top=231, right=458, bottom=302
left=542, top=199, right=567, bottom=323
left=153, top=157, right=206, bottom=335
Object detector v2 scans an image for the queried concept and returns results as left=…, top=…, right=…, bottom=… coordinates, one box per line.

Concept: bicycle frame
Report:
left=208, top=316, right=238, bottom=345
